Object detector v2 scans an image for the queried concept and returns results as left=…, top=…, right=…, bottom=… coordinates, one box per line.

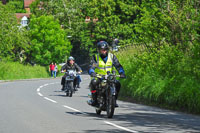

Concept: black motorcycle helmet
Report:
left=97, top=41, right=109, bottom=58
left=97, top=41, right=109, bottom=57
left=97, top=41, right=109, bottom=51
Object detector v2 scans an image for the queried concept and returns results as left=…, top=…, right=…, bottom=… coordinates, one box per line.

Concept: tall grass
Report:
left=0, top=61, right=50, bottom=80
left=116, top=45, right=200, bottom=114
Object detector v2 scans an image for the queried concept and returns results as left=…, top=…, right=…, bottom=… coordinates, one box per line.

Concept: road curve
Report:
left=0, top=74, right=200, bottom=133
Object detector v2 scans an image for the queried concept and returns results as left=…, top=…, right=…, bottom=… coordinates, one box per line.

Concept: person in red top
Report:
left=49, top=62, right=55, bottom=77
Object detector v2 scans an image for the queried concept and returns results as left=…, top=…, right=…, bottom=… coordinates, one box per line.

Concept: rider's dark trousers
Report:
left=61, top=75, right=67, bottom=86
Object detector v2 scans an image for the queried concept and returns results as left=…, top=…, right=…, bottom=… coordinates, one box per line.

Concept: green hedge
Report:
left=0, top=61, right=49, bottom=80
left=117, top=45, right=200, bottom=114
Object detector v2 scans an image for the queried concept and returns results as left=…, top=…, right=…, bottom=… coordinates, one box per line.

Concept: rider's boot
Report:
left=77, top=83, right=80, bottom=88
left=74, top=85, right=78, bottom=91
left=115, top=101, right=119, bottom=107
left=87, top=91, right=98, bottom=107
left=73, top=82, right=78, bottom=91
left=61, top=85, right=64, bottom=91
left=115, top=94, right=119, bottom=107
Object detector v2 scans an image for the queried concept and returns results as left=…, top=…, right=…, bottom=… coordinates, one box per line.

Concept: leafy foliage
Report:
left=6, top=0, right=26, bottom=13
left=0, top=61, right=49, bottom=80
left=0, top=3, right=29, bottom=61
left=28, top=15, right=72, bottom=65
left=134, top=0, right=200, bottom=50
left=85, top=0, right=136, bottom=46
left=117, top=44, right=200, bottom=114
left=30, top=0, right=137, bottom=62
left=30, top=0, right=94, bottom=63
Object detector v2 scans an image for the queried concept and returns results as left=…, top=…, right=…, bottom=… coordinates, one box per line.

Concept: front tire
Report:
left=69, top=82, right=73, bottom=97
left=106, top=94, right=115, bottom=118
left=65, top=82, right=69, bottom=97
left=96, top=109, right=101, bottom=115
left=66, top=91, right=69, bottom=96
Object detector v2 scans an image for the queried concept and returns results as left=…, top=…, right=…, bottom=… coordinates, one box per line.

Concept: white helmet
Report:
left=68, top=56, right=74, bottom=61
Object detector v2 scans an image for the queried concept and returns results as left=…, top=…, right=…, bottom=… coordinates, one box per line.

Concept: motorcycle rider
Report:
left=88, top=41, right=126, bottom=107
left=61, top=56, right=82, bottom=91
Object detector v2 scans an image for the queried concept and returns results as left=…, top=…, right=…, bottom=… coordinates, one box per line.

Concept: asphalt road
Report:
left=0, top=74, right=200, bottom=133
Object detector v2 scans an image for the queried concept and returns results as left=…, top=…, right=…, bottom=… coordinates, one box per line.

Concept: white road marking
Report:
left=50, top=82, right=59, bottom=84
left=37, top=82, right=136, bottom=132
left=44, top=97, right=57, bottom=103
left=37, top=88, right=40, bottom=92
left=43, top=84, right=48, bottom=86
left=37, top=92, right=43, bottom=96
left=104, top=121, right=138, bottom=133
left=63, top=105, right=81, bottom=112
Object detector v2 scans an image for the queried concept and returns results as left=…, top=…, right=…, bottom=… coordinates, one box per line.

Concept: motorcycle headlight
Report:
left=101, top=80, right=107, bottom=86
left=66, top=76, right=70, bottom=80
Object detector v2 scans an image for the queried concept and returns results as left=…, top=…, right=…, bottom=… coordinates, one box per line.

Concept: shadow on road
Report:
left=112, top=104, right=200, bottom=132
left=65, top=103, right=200, bottom=132
left=72, top=130, right=129, bottom=133
left=49, top=94, right=66, bottom=97
left=54, top=90, right=63, bottom=92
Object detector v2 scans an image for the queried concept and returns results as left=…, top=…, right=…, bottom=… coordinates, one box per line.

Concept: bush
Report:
left=6, top=1, right=26, bottom=13
left=28, top=15, right=72, bottom=65
left=116, top=44, right=200, bottom=114
left=0, top=61, right=49, bottom=80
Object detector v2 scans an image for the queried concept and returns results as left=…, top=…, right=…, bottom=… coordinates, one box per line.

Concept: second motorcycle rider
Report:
left=61, top=56, right=82, bottom=91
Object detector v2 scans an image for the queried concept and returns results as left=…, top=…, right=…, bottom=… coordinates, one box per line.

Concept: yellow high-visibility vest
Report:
left=94, top=53, right=113, bottom=75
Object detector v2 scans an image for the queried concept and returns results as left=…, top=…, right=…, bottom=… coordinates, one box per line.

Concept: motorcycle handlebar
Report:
left=96, top=74, right=120, bottom=78
left=91, top=73, right=125, bottom=79
left=61, top=70, right=81, bottom=74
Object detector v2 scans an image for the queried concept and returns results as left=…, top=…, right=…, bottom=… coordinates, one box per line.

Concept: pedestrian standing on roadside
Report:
left=54, top=63, right=58, bottom=78
left=49, top=62, right=55, bottom=77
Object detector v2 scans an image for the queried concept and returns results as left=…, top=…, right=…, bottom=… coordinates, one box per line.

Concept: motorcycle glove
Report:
left=120, top=73, right=126, bottom=78
left=91, top=72, right=97, bottom=77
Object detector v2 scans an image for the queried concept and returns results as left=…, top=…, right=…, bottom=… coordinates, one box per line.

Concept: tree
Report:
left=83, top=0, right=138, bottom=46
left=6, top=0, right=26, bottom=13
left=28, top=15, right=72, bottom=65
left=30, top=0, right=93, bottom=63
left=134, top=0, right=200, bottom=50
left=0, top=3, right=29, bottom=61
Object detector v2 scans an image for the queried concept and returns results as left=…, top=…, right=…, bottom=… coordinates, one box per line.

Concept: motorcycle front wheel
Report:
left=66, top=91, right=69, bottom=96
left=65, top=82, right=69, bottom=97
left=69, top=82, right=73, bottom=97
left=96, top=108, right=101, bottom=115
left=106, top=93, right=116, bottom=118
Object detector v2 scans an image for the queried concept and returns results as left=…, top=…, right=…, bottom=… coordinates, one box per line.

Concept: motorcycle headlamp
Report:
left=101, top=80, right=107, bottom=86
left=66, top=76, right=71, bottom=80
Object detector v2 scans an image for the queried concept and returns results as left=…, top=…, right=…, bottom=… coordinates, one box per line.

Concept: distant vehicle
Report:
left=64, top=70, right=77, bottom=97
left=112, top=46, right=120, bottom=52
left=59, top=63, right=65, bottom=66
left=112, top=38, right=120, bottom=52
